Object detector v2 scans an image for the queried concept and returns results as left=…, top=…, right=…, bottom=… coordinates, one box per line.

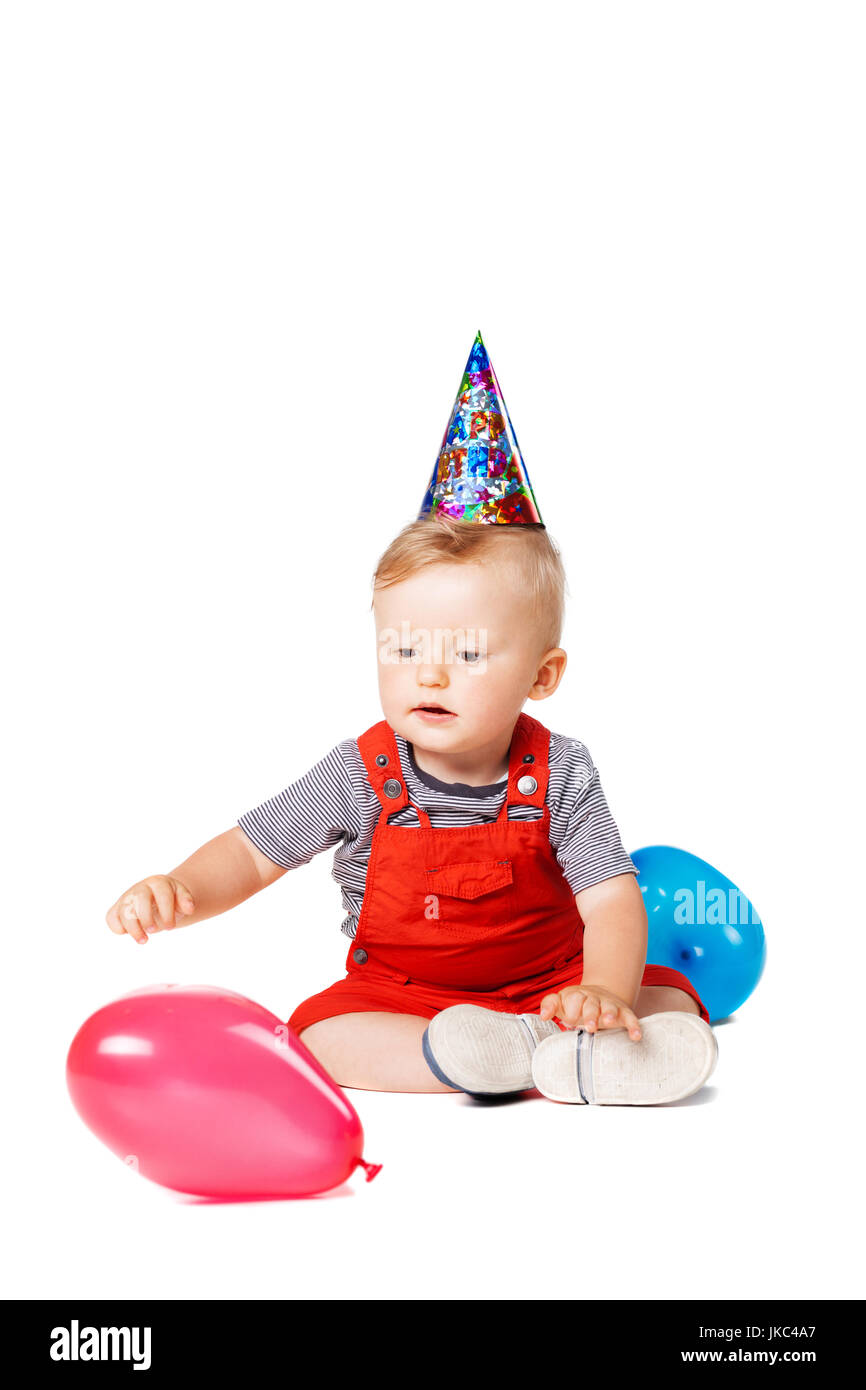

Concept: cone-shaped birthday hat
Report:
left=418, top=331, right=544, bottom=526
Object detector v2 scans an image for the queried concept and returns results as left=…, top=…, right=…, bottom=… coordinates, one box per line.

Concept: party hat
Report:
left=419, top=331, right=544, bottom=526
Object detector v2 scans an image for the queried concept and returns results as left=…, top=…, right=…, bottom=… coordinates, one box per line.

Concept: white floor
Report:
left=6, top=978, right=860, bottom=1302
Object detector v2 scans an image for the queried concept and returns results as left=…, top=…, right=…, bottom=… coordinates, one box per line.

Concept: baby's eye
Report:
left=457, top=651, right=483, bottom=664
left=397, top=648, right=418, bottom=660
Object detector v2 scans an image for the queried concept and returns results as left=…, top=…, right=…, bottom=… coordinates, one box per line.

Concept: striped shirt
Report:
left=237, top=729, right=637, bottom=940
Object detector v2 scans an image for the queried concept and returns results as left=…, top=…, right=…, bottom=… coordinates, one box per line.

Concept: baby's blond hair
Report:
left=371, top=515, right=568, bottom=656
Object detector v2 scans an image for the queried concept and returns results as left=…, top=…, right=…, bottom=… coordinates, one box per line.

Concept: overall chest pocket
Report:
left=423, top=858, right=515, bottom=935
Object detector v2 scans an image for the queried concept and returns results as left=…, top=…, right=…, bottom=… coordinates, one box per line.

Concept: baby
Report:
left=106, top=516, right=718, bottom=1105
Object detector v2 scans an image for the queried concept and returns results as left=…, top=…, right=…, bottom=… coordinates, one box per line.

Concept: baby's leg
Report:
left=635, top=985, right=701, bottom=1018
left=298, top=1012, right=461, bottom=1093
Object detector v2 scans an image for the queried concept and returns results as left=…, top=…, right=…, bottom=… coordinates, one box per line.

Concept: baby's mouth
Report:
left=411, top=704, right=456, bottom=721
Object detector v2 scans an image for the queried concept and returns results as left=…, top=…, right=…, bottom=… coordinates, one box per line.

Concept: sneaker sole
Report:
left=423, top=1004, right=558, bottom=1095
left=532, top=1011, right=718, bottom=1105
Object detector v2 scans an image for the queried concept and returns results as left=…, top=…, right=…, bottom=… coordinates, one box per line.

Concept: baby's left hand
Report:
left=539, top=984, right=642, bottom=1041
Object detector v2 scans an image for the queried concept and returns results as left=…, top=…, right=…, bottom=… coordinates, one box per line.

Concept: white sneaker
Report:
left=422, top=1004, right=560, bottom=1096
left=531, top=1011, right=718, bottom=1105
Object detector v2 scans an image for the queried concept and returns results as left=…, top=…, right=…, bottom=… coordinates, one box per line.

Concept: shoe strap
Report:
left=518, top=1013, right=558, bottom=1048
left=576, top=1029, right=595, bottom=1104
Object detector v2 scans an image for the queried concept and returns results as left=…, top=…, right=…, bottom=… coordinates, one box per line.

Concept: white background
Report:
left=2, top=0, right=863, bottom=1302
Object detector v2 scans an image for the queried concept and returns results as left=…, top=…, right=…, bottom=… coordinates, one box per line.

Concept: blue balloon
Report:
left=631, top=845, right=766, bottom=1024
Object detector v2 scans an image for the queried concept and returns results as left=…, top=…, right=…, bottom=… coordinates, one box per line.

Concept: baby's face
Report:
left=374, top=560, right=563, bottom=754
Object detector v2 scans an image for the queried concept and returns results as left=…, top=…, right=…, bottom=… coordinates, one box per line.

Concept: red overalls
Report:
left=287, top=712, right=709, bottom=1033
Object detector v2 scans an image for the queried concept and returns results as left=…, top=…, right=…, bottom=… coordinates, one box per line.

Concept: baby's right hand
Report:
left=105, top=876, right=196, bottom=945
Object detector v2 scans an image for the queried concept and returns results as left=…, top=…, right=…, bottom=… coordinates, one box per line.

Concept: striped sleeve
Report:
left=236, top=740, right=360, bottom=871
left=553, top=742, right=637, bottom=895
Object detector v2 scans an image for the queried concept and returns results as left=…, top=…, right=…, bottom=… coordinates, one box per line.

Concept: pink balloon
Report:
left=66, top=984, right=382, bottom=1198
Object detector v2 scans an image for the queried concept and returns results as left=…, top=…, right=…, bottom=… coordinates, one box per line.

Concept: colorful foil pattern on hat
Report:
left=419, top=331, right=544, bottom=526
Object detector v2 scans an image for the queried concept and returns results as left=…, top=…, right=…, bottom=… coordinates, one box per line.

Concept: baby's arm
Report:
left=575, top=872, right=647, bottom=1008
left=539, top=873, right=647, bottom=1039
left=546, top=738, right=647, bottom=1037
left=107, top=736, right=358, bottom=943
left=105, top=825, right=286, bottom=944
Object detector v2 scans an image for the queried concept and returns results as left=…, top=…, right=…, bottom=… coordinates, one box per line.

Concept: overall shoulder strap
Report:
left=504, top=711, right=551, bottom=810
left=356, top=719, right=411, bottom=814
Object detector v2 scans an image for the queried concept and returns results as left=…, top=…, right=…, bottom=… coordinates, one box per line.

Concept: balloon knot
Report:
left=357, top=1159, right=382, bottom=1183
